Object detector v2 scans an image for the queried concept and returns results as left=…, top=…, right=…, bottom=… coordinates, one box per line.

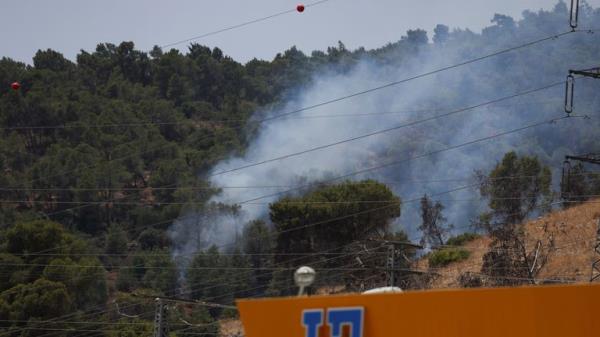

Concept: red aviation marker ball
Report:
left=10, top=82, right=20, bottom=91
left=296, top=4, right=305, bottom=12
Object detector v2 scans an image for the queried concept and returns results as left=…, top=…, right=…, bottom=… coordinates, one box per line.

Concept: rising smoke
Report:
left=169, top=2, right=600, bottom=258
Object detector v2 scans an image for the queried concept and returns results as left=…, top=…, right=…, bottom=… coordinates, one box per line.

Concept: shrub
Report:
left=445, top=233, right=480, bottom=247
left=428, top=248, right=470, bottom=267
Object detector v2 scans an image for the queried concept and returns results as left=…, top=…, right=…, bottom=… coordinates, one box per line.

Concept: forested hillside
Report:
left=0, top=2, right=600, bottom=336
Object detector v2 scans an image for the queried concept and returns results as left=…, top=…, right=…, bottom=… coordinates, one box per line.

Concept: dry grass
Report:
left=414, top=236, right=492, bottom=288
left=220, top=318, right=244, bottom=337
left=416, top=201, right=600, bottom=289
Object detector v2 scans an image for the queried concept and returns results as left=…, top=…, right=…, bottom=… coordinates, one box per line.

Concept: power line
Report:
left=17, top=113, right=583, bottom=264
left=10, top=193, right=600, bottom=334
left=2, top=240, right=592, bottom=272
left=0, top=99, right=563, bottom=131
left=208, top=81, right=565, bottom=177
left=159, top=0, right=333, bottom=49
left=3, top=29, right=590, bottom=133
left=5, top=242, right=385, bottom=337
left=5, top=29, right=589, bottom=191
left=1, top=170, right=593, bottom=192
left=9, top=113, right=588, bottom=278
left=236, top=114, right=583, bottom=206
left=6, top=193, right=600, bottom=206
left=259, top=29, right=583, bottom=122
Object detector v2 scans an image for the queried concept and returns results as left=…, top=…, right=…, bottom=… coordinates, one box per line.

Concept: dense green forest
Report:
left=1, top=2, right=600, bottom=336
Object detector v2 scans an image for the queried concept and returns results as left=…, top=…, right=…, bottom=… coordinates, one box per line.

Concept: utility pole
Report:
left=591, top=219, right=600, bottom=282
left=369, top=239, right=423, bottom=287
left=387, top=244, right=395, bottom=287
left=153, top=298, right=169, bottom=337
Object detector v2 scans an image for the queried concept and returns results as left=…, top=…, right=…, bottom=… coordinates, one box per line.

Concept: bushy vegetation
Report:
left=428, top=248, right=471, bottom=268
left=446, top=233, right=480, bottom=247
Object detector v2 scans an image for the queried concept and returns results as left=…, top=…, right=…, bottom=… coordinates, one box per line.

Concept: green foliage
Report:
left=478, top=152, right=552, bottom=286
left=0, top=278, right=72, bottom=321
left=445, top=233, right=480, bottom=247
left=106, top=318, right=153, bottom=337
left=137, top=228, right=171, bottom=250
left=106, top=224, right=129, bottom=256
left=170, top=305, right=219, bottom=337
left=187, top=246, right=231, bottom=306
left=116, top=250, right=177, bottom=293
left=0, top=220, right=107, bottom=314
left=3, top=220, right=85, bottom=256
left=112, top=291, right=156, bottom=317
left=42, top=257, right=108, bottom=309
left=428, top=248, right=470, bottom=267
left=267, top=180, right=401, bottom=295
left=561, top=162, right=600, bottom=206
left=0, top=254, right=28, bottom=291
left=270, top=180, right=401, bottom=257
left=242, top=220, right=274, bottom=296
left=479, top=151, right=552, bottom=227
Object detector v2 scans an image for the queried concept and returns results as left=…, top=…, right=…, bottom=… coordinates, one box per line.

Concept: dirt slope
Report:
left=417, top=201, right=600, bottom=288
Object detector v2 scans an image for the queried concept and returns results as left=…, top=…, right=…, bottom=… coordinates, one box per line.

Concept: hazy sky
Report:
left=1, top=0, right=598, bottom=64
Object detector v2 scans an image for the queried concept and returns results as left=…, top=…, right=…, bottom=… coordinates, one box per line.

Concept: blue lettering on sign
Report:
left=302, top=309, right=324, bottom=337
left=328, top=307, right=364, bottom=337
left=302, top=307, right=364, bottom=337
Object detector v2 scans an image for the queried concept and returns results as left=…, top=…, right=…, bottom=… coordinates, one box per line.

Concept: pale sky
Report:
left=1, top=0, right=598, bottom=64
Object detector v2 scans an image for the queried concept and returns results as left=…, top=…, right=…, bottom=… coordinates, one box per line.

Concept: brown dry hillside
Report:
left=415, top=201, right=600, bottom=289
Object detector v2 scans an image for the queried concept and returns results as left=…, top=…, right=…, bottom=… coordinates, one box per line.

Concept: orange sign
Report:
left=237, top=284, right=600, bottom=337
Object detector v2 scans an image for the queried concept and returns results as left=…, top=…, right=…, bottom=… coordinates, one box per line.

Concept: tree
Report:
left=404, top=29, right=429, bottom=45
left=0, top=279, right=72, bottom=321
left=478, top=151, right=552, bottom=227
left=170, top=305, right=219, bottom=337
left=33, top=49, right=73, bottom=72
left=187, top=246, right=231, bottom=312
left=140, top=250, right=178, bottom=293
left=477, top=152, right=554, bottom=286
left=561, top=162, right=600, bottom=206
left=268, top=180, right=401, bottom=295
left=226, top=248, right=253, bottom=299
left=116, top=250, right=178, bottom=294
left=418, top=195, right=453, bottom=247
left=0, top=254, right=27, bottom=292
left=137, top=228, right=171, bottom=250
left=270, top=180, right=401, bottom=259
left=106, top=318, right=153, bottom=337
left=242, top=220, right=274, bottom=296
left=433, top=24, right=450, bottom=44
left=4, top=220, right=85, bottom=257
left=106, top=224, right=128, bottom=256
left=1, top=220, right=108, bottom=309
left=43, top=257, right=108, bottom=309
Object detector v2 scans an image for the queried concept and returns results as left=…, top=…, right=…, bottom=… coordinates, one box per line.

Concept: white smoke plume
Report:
left=169, top=4, right=600, bottom=257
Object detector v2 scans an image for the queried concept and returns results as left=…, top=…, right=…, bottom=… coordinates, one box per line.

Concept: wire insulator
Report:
left=565, top=74, right=575, bottom=114
left=570, top=0, right=580, bottom=30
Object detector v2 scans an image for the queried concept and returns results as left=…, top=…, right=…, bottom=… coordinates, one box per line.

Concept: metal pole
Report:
left=387, top=244, right=395, bottom=287
left=153, top=298, right=169, bottom=337
left=591, top=219, right=600, bottom=282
